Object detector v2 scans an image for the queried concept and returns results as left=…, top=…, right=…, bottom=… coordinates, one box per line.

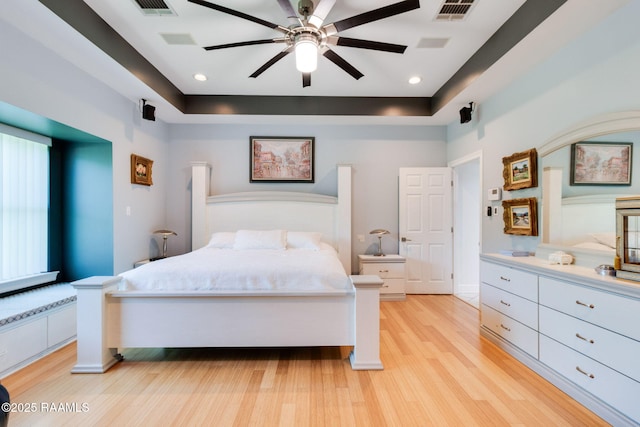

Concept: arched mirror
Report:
left=538, top=111, right=640, bottom=267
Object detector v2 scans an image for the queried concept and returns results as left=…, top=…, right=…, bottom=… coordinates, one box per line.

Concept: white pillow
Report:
left=590, top=232, right=616, bottom=249
left=287, top=231, right=322, bottom=250
left=233, top=229, right=286, bottom=250
left=207, top=232, right=236, bottom=249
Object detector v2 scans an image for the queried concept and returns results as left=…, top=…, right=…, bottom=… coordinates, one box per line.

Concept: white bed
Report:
left=71, top=163, right=384, bottom=373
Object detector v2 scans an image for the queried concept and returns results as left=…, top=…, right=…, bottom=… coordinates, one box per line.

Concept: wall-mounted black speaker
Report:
left=459, top=102, right=473, bottom=124
left=141, top=99, right=156, bottom=121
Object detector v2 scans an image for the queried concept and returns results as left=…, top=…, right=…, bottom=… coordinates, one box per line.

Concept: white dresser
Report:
left=358, top=255, right=406, bottom=301
left=480, top=254, right=640, bottom=426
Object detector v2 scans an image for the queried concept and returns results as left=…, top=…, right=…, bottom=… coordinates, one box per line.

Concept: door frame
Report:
left=449, top=151, right=483, bottom=297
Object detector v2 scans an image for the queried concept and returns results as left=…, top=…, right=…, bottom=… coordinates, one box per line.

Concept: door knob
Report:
left=401, top=237, right=412, bottom=242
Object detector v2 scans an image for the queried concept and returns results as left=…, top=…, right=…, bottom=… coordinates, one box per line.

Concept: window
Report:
left=0, top=124, right=52, bottom=292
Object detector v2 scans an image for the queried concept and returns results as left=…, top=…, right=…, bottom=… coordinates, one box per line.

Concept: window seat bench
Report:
left=0, top=284, right=77, bottom=378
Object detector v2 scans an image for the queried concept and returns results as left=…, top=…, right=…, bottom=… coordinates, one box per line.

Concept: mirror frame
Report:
left=538, top=110, right=640, bottom=266
left=539, top=110, right=640, bottom=156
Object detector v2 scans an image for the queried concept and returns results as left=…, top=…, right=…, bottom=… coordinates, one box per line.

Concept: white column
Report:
left=542, top=167, right=563, bottom=244
left=191, top=162, right=211, bottom=251
left=337, top=164, right=352, bottom=274
left=349, top=274, right=384, bottom=370
left=71, top=276, right=122, bottom=373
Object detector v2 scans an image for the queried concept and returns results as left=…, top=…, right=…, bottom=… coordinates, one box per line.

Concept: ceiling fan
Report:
left=187, top=0, right=421, bottom=87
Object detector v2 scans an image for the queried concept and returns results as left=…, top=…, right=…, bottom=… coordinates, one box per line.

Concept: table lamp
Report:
left=370, top=229, right=390, bottom=256
left=154, top=229, right=177, bottom=258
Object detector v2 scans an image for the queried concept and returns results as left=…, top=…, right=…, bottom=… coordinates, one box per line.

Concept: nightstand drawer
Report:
left=361, top=262, right=405, bottom=279
left=380, top=278, right=404, bottom=294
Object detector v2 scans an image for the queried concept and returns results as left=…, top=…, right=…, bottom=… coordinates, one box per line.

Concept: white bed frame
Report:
left=71, top=163, right=384, bottom=373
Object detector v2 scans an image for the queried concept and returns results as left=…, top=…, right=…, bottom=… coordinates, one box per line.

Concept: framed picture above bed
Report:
left=570, top=141, right=632, bottom=185
left=502, top=197, right=538, bottom=236
left=502, top=148, right=537, bottom=191
left=250, top=136, right=314, bottom=183
left=131, top=154, right=153, bottom=186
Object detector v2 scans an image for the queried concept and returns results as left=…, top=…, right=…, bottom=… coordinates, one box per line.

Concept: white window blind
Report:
left=0, top=124, right=50, bottom=285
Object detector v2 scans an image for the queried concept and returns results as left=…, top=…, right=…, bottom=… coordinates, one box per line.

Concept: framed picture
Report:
left=570, top=141, right=632, bottom=185
left=502, top=148, right=537, bottom=191
left=502, top=197, right=538, bottom=236
left=250, top=136, right=314, bottom=183
left=131, top=154, right=153, bottom=186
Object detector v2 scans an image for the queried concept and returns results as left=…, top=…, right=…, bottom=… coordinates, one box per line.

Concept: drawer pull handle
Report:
left=499, top=276, right=511, bottom=282
left=575, top=333, right=594, bottom=344
left=499, top=323, right=511, bottom=332
left=575, top=300, right=595, bottom=309
left=500, top=300, right=511, bottom=307
left=379, top=270, right=389, bottom=273
left=576, top=366, right=595, bottom=379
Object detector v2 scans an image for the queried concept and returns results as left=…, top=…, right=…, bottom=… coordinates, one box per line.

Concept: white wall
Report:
left=166, top=123, right=447, bottom=271
left=446, top=0, right=640, bottom=254
left=0, top=15, right=169, bottom=274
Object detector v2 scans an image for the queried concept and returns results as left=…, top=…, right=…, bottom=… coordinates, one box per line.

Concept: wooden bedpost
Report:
left=191, top=162, right=211, bottom=251
left=337, top=164, right=352, bottom=274
left=349, top=274, right=384, bottom=370
left=71, top=276, right=122, bottom=373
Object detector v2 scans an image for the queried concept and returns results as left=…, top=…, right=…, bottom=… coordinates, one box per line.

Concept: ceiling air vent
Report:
left=132, top=0, right=176, bottom=16
left=435, top=0, right=476, bottom=21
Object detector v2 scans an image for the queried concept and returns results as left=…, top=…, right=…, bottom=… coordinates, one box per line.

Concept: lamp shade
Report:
left=295, top=34, right=318, bottom=73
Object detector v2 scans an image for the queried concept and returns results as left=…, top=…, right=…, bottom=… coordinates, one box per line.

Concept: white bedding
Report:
left=119, top=244, right=352, bottom=293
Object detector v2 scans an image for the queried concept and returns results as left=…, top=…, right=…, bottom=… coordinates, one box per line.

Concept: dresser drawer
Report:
left=539, top=277, right=640, bottom=342
left=480, top=261, right=538, bottom=302
left=481, top=304, right=538, bottom=357
left=539, top=305, right=640, bottom=382
left=481, top=282, right=538, bottom=330
left=361, top=262, right=405, bottom=279
left=540, top=335, right=640, bottom=423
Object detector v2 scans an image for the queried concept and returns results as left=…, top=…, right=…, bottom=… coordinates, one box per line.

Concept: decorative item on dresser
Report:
left=358, top=254, right=406, bottom=301
left=480, top=253, right=640, bottom=426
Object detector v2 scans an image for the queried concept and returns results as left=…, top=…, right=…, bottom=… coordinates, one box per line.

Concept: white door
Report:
left=399, top=167, right=453, bottom=294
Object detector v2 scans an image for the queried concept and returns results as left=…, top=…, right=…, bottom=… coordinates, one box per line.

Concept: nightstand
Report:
left=358, top=254, right=406, bottom=301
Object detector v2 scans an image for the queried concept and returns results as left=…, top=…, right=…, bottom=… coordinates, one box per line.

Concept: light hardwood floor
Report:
left=1, top=295, right=607, bottom=426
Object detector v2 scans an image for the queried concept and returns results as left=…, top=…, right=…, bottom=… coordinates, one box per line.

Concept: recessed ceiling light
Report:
left=408, top=76, right=422, bottom=85
left=193, top=73, right=207, bottom=82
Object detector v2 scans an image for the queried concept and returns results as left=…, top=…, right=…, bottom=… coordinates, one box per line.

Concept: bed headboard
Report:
left=191, top=162, right=352, bottom=273
left=558, top=194, right=618, bottom=246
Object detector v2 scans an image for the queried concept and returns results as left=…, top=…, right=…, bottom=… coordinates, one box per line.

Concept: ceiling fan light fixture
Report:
left=295, top=33, right=318, bottom=73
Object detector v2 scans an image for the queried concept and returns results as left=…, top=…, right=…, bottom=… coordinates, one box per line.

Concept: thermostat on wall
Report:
left=488, top=187, right=502, bottom=201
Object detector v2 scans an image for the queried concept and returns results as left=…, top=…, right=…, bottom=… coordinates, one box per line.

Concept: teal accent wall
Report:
left=59, top=141, right=113, bottom=280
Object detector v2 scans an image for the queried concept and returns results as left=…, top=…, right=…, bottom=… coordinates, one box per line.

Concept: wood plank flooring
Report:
left=1, top=295, right=607, bottom=426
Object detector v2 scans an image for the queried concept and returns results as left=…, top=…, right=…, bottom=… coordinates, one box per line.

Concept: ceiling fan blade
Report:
left=302, top=73, right=311, bottom=87
left=276, top=0, right=301, bottom=25
left=329, top=36, right=407, bottom=54
left=321, top=48, right=364, bottom=80
left=308, top=0, right=336, bottom=28
left=249, top=47, right=294, bottom=78
left=188, top=0, right=288, bottom=33
left=203, top=39, right=283, bottom=51
left=324, top=0, right=420, bottom=35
